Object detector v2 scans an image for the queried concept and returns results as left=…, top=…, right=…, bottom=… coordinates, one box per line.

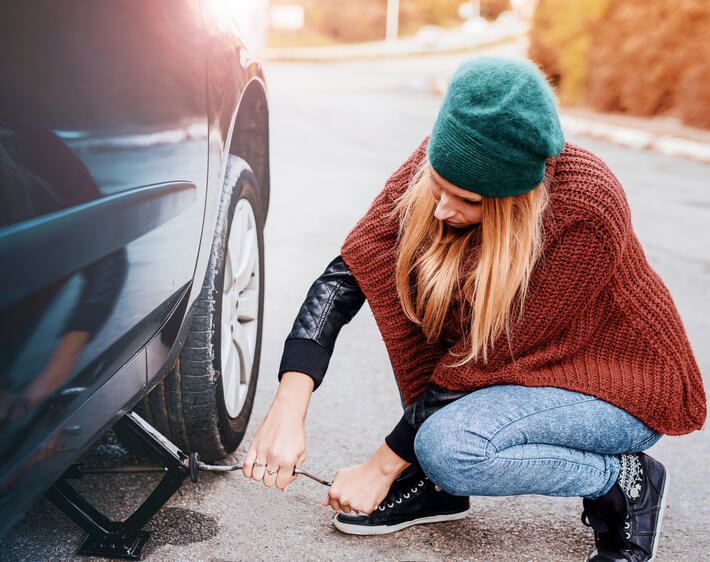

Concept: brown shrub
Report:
left=301, top=0, right=386, bottom=43
left=528, top=0, right=610, bottom=105
left=587, top=1, right=703, bottom=117
left=527, top=0, right=561, bottom=89
left=678, top=57, right=710, bottom=129
left=530, top=0, right=710, bottom=129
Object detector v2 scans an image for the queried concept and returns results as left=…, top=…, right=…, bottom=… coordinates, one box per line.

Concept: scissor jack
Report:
left=45, top=411, right=331, bottom=560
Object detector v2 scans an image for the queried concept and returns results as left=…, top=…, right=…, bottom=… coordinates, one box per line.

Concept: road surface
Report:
left=3, top=46, right=709, bottom=561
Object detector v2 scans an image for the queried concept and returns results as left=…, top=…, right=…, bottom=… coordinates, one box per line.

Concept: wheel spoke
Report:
left=232, top=321, right=253, bottom=383
left=235, top=226, right=257, bottom=292
left=228, top=223, right=241, bottom=289
left=224, top=251, right=234, bottom=293
left=223, top=344, right=239, bottom=414
left=238, top=382, right=248, bottom=409
left=221, top=340, right=232, bottom=387
left=222, top=284, right=236, bottom=347
left=220, top=199, right=260, bottom=419
left=237, top=286, right=259, bottom=322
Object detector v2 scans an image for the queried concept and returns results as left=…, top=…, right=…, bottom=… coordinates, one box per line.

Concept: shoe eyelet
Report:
left=395, top=498, right=402, bottom=504
left=625, top=514, right=630, bottom=520
left=624, top=522, right=630, bottom=529
left=403, top=492, right=410, bottom=499
left=624, top=532, right=631, bottom=540
left=411, top=487, right=418, bottom=493
left=378, top=505, right=385, bottom=511
left=418, top=480, right=425, bottom=486
left=387, top=502, right=394, bottom=508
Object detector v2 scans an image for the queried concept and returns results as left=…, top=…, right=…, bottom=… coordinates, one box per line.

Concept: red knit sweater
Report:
left=340, top=137, right=706, bottom=435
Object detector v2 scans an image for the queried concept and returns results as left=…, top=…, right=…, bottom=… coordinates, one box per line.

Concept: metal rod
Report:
left=76, top=461, right=333, bottom=486
left=196, top=462, right=240, bottom=473
left=294, top=467, right=333, bottom=487
left=197, top=461, right=333, bottom=487
left=76, top=466, right=168, bottom=474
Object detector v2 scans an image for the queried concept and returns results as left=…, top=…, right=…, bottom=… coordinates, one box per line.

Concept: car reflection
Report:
left=0, top=122, right=128, bottom=442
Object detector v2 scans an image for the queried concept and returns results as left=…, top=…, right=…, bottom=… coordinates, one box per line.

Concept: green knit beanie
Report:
left=427, top=56, right=565, bottom=198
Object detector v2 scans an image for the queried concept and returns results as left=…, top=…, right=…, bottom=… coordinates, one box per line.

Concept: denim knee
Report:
left=627, top=430, right=663, bottom=453
left=413, top=412, right=491, bottom=496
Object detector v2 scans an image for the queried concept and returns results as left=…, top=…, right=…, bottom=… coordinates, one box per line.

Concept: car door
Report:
left=0, top=0, right=208, bottom=493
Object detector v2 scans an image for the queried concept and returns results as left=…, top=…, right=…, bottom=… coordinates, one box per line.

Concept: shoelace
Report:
left=377, top=476, right=428, bottom=512
left=581, top=510, right=637, bottom=557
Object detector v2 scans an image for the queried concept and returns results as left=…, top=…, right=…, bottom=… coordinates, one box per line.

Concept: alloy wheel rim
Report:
left=220, top=198, right=260, bottom=418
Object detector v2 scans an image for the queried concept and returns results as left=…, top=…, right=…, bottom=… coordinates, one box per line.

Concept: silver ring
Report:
left=254, top=461, right=265, bottom=467
left=267, top=468, right=278, bottom=475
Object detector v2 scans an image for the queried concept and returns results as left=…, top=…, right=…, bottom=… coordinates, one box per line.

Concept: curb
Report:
left=266, top=28, right=525, bottom=63
left=559, top=114, right=710, bottom=165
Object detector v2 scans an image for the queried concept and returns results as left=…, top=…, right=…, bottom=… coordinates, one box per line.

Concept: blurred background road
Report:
left=3, top=36, right=709, bottom=560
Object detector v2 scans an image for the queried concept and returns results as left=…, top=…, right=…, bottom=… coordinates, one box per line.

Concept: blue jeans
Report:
left=400, top=384, right=662, bottom=500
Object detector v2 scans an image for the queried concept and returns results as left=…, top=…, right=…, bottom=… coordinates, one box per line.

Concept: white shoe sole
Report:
left=332, top=508, right=470, bottom=536
left=649, top=467, right=669, bottom=562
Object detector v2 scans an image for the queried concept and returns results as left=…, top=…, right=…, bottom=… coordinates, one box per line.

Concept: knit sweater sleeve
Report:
left=340, top=137, right=447, bottom=407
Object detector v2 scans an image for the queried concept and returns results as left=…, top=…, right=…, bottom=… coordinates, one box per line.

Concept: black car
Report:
left=0, top=0, right=269, bottom=552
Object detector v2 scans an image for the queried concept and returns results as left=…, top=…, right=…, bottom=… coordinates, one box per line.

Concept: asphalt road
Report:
left=3, top=46, right=709, bottom=561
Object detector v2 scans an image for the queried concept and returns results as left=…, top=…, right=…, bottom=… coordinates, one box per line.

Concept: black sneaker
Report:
left=581, top=452, right=669, bottom=561
left=332, top=466, right=470, bottom=535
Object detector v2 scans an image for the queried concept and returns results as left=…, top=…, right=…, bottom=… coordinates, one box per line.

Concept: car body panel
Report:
left=0, top=0, right=268, bottom=536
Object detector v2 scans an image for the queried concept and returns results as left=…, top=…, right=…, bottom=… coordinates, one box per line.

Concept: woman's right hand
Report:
left=242, top=371, right=313, bottom=492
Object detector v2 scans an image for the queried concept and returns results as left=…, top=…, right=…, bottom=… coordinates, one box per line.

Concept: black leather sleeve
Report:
left=277, top=254, right=366, bottom=391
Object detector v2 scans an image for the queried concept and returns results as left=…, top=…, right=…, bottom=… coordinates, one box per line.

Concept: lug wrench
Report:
left=186, top=452, right=333, bottom=486
left=67, top=452, right=333, bottom=487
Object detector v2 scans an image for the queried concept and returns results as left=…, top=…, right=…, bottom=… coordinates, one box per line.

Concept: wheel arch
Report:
left=228, top=77, right=270, bottom=219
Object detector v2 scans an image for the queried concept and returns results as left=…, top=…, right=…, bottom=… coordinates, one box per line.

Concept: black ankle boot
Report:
left=332, top=466, right=470, bottom=535
left=581, top=452, right=669, bottom=561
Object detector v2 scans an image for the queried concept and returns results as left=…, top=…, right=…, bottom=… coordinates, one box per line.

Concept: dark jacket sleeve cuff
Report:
left=277, top=338, right=332, bottom=391
left=384, top=414, right=418, bottom=463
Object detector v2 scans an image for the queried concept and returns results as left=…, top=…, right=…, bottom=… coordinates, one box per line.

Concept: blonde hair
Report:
left=389, top=158, right=549, bottom=366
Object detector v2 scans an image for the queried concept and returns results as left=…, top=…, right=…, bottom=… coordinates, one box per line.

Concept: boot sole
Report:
left=332, top=508, right=470, bottom=536
left=649, top=466, right=669, bottom=562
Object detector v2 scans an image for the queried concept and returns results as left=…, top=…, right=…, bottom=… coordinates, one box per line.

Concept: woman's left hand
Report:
left=321, top=460, right=398, bottom=515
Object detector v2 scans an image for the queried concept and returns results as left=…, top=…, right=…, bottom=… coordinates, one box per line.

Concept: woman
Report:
left=242, top=57, right=706, bottom=561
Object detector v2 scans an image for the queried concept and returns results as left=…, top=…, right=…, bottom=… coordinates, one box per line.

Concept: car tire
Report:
left=132, top=155, right=265, bottom=462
